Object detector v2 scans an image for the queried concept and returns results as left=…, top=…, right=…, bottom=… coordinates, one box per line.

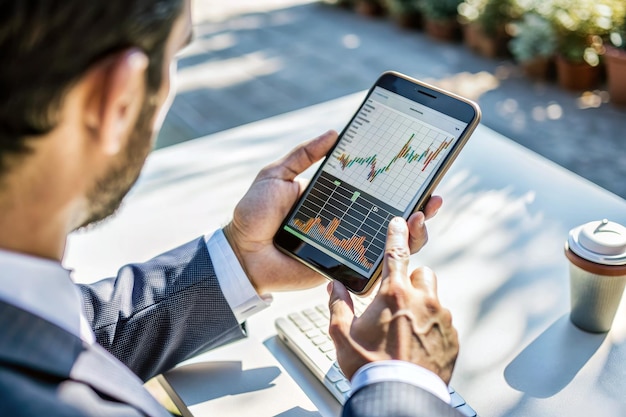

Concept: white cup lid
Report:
left=568, top=219, right=626, bottom=265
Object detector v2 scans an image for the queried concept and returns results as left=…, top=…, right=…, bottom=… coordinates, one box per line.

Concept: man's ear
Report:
left=82, top=48, right=149, bottom=155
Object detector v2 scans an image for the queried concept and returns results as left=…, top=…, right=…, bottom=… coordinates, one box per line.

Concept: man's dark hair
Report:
left=0, top=0, right=184, bottom=174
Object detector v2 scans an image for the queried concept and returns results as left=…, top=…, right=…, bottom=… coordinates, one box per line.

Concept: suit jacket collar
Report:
left=0, top=301, right=169, bottom=417
left=0, top=300, right=80, bottom=377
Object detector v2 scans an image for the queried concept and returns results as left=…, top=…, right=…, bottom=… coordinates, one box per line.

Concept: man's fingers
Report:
left=406, top=196, right=442, bottom=253
left=423, top=195, right=443, bottom=220
left=409, top=266, right=438, bottom=299
left=407, top=211, right=427, bottom=253
left=275, top=130, right=338, bottom=180
left=381, top=217, right=411, bottom=285
left=328, top=281, right=355, bottom=348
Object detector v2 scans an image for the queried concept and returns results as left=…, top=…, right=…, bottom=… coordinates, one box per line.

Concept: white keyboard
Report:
left=275, top=296, right=478, bottom=416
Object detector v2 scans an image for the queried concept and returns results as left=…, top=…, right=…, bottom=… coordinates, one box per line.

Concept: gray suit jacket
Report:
left=0, top=237, right=461, bottom=416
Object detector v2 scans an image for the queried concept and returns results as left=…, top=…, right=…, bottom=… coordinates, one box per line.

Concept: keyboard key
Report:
left=312, top=318, right=327, bottom=328
left=289, top=314, right=314, bottom=331
left=318, top=341, right=335, bottom=352
left=303, top=309, right=323, bottom=322
left=305, top=329, right=321, bottom=338
left=315, top=305, right=330, bottom=319
left=325, top=367, right=344, bottom=383
left=336, top=380, right=351, bottom=393
left=311, top=335, right=327, bottom=346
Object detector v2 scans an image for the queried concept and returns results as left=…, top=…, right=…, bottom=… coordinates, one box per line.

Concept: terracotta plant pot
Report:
left=604, top=46, right=626, bottom=106
left=481, top=26, right=510, bottom=58
left=462, top=22, right=481, bottom=51
left=555, top=55, right=601, bottom=91
left=424, top=18, right=460, bottom=42
left=391, top=12, right=423, bottom=30
left=355, top=0, right=385, bottom=17
left=521, top=56, right=554, bottom=80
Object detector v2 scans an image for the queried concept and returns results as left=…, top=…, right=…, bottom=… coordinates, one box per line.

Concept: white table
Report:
left=66, top=92, right=626, bottom=417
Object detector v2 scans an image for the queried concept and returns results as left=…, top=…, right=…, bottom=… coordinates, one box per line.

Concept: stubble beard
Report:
left=77, top=96, right=158, bottom=231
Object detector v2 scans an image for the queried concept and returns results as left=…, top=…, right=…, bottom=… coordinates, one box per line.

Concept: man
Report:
left=0, top=1, right=461, bottom=416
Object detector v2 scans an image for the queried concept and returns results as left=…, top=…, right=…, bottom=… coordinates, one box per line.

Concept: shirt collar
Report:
left=0, top=249, right=83, bottom=340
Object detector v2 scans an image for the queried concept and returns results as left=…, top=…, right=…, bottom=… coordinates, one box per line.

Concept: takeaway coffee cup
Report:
left=564, top=219, right=626, bottom=333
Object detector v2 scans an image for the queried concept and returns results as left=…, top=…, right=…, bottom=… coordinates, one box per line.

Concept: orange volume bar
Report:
left=293, top=216, right=373, bottom=269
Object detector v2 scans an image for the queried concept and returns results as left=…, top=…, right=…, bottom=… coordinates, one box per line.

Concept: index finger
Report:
left=381, top=217, right=411, bottom=286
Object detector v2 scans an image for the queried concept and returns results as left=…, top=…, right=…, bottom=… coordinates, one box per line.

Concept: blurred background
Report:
left=157, top=0, right=626, bottom=199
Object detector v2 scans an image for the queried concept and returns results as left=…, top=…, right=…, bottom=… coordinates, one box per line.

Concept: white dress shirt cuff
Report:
left=350, top=360, right=451, bottom=404
left=205, top=229, right=272, bottom=323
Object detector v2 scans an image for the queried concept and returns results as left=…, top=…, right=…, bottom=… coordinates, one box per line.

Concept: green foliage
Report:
left=509, top=13, right=557, bottom=61
left=458, top=0, right=487, bottom=24
left=419, top=0, right=463, bottom=20
left=549, top=0, right=625, bottom=64
left=478, top=0, right=523, bottom=35
left=459, top=0, right=522, bottom=34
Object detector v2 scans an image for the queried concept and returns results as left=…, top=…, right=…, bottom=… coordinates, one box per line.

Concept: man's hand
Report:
left=328, top=217, right=458, bottom=384
left=224, top=131, right=443, bottom=295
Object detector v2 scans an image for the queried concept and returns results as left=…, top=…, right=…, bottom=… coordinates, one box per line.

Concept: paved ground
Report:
left=157, top=0, right=626, bottom=199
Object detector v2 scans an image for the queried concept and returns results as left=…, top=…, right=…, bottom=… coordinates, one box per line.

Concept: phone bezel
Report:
left=273, top=71, right=481, bottom=295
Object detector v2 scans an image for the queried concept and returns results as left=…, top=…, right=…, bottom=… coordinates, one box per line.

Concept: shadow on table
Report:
left=164, top=361, right=281, bottom=405
left=275, top=408, right=324, bottom=417
left=504, top=314, right=606, bottom=398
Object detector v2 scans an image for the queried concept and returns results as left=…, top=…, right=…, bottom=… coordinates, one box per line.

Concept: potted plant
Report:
left=384, top=0, right=423, bottom=29
left=459, top=0, right=521, bottom=57
left=476, top=0, right=521, bottom=56
left=419, top=0, right=463, bottom=41
left=509, top=12, right=558, bottom=79
left=549, top=0, right=614, bottom=90
left=458, top=0, right=487, bottom=52
left=604, top=10, right=626, bottom=105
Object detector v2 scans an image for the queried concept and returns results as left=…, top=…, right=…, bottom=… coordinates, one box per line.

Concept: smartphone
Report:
left=273, top=71, right=481, bottom=294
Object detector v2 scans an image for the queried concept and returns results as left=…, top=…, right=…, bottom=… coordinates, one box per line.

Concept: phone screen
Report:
left=275, top=73, right=479, bottom=293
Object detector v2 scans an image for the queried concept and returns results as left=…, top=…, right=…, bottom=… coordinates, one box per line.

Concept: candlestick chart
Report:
left=335, top=133, right=451, bottom=182
left=325, top=99, right=456, bottom=211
